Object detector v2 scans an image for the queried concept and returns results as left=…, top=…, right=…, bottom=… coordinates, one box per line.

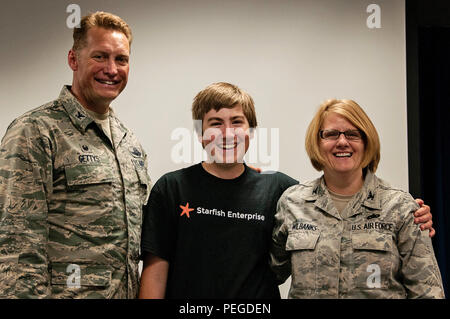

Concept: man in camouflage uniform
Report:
left=271, top=171, right=445, bottom=298
left=0, top=12, right=150, bottom=298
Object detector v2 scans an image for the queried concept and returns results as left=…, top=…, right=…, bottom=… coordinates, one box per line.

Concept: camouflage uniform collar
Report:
left=334, top=171, right=381, bottom=218
left=359, top=171, right=381, bottom=210
left=316, top=177, right=341, bottom=219
left=300, top=177, right=341, bottom=219
left=308, top=172, right=380, bottom=206
left=304, top=178, right=326, bottom=201
left=59, top=85, right=96, bottom=133
left=108, top=107, right=128, bottom=133
left=304, top=171, right=381, bottom=220
left=108, top=108, right=129, bottom=148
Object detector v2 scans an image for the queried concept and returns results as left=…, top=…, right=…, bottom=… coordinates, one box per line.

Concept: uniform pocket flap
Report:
left=65, top=164, right=114, bottom=186
left=50, top=263, right=112, bottom=287
left=352, top=232, right=392, bottom=252
left=285, top=231, right=320, bottom=251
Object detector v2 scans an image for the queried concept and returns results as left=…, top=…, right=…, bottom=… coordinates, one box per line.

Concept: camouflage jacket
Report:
left=271, top=172, right=445, bottom=299
left=0, top=86, right=151, bottom=298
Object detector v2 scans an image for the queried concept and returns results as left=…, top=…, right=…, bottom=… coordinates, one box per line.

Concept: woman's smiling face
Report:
left=319, top=112, right=365, bottom=176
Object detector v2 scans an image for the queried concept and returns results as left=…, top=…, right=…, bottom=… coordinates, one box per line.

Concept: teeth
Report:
left=335, top=153, right=351, bottom=157
left=220, top=144, right=236, bottom=150
left=97, top=80, right=116, bottom=85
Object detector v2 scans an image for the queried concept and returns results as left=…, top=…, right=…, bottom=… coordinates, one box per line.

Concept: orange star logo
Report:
left=180, top=202, right=194, bottom=218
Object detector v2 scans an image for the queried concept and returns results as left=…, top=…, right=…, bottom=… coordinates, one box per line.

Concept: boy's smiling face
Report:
left=201, top=104, right=251, bottom=165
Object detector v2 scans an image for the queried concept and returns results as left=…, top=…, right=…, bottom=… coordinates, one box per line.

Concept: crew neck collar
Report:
left=197, top=162, right=249, bottom=182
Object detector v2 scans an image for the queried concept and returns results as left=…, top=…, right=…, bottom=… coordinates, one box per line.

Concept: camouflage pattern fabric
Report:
left=0, top=86, right=151, bottom=298
left=271, top=171, right=445, bottom=298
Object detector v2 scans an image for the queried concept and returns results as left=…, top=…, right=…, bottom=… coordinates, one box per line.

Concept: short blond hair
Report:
left=72, top=11, right=132, bottom=52
left=192, top=82, right=257, bottom=133
left=305, top=99, right=380, bottom=173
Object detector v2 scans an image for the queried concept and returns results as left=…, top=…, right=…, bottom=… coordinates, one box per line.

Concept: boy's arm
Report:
left=139, top=253, right=169, bottom=299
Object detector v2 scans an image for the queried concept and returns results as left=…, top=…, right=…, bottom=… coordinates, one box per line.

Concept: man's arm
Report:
left=0, top=117, right=52, bottom=298
left=413, top=199, right=435, bottom=237
left=139, top=254, right=169, bottom=299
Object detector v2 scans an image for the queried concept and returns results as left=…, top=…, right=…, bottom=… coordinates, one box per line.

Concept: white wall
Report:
left=0, top=0, right=407, bottom=298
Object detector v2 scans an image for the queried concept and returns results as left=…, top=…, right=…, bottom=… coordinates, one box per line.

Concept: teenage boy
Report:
left=139, top=82, right=433, bottom=299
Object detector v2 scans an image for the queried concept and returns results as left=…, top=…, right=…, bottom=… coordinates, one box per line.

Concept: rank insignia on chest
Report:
left=76, top=111, right=86, bottom=120
left=130, top=147, right=142, bottom=158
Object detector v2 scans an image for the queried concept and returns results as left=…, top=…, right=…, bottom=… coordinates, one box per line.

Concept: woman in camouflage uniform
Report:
left=270, top=99, right=445, bottom=298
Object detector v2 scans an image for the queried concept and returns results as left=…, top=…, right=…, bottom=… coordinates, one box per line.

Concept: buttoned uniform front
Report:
left=0, top=86, right=151, bottom=298
left=271, top=172, right=445, bottom=299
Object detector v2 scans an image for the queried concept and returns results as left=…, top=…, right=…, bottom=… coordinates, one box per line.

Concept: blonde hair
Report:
left=72, top=11, right=132, bottom=52
left=305, top=99, right=380, bottom=173
left=192, top=82, right=257, bottom=133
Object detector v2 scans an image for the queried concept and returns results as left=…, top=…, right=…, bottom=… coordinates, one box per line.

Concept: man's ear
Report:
left=68, top=49, right=78, bottom=71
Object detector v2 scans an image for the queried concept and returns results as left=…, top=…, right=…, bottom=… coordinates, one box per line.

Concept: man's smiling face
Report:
left=69, top=26, right=130, bottom=112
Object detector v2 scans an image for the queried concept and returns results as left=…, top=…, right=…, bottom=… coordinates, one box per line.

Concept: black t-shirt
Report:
left=141, top=163, right=298, bottom=299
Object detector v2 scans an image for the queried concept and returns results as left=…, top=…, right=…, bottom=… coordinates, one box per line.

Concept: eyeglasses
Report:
left=319, top=129, right=363, bottom=141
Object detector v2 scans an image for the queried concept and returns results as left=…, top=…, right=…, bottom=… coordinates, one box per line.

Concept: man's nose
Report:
left=104, top=58, right=118, bottom=75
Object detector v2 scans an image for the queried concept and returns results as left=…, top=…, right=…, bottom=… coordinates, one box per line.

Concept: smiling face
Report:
left=201, top=104, right=251, bottom=165
left=68, top=27, right=130, bottom=113
left=319, top=113, right=365, bottom=178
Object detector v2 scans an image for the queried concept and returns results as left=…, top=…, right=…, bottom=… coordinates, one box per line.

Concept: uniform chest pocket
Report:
left=65, top=164, right=114, bottom=187
left=286, top=231, right=320, bottom=251
left=286, top=230, right=320, bottom=291
left=62, top=164, right=114, bottom=223
left=352, top=232, right=393, bottom=290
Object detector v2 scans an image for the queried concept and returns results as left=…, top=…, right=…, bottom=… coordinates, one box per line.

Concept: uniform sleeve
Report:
left=0, top=118, right=52, bottom=298
left=140, top=178, right=175, bottom=262
left=397, top=194, right=445, bottom=298
left=270, top=191, right=292, bottom=285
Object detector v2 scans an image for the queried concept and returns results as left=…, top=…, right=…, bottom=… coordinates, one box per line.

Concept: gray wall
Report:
left=0, top=0, right=407, bottom=298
